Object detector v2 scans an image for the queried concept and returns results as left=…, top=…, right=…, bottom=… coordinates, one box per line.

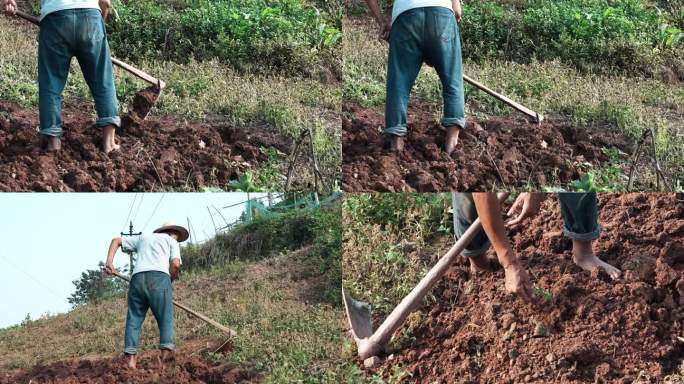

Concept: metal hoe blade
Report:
left=342, top=288, right=373, bottom=340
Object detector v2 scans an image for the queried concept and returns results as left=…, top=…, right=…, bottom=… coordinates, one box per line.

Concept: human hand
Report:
left=3, top=0, right=17, bottom=16
left=506, top=193, right=545, bottom=226
left=453, top=2, right=462, bottom=22
left=105, top=263, right=116, bottom=275
left=503, top=261, right=534, bottom=302
left=99, top=0, right=110, bottom=21
left=378, top=20, right=390, bottom=41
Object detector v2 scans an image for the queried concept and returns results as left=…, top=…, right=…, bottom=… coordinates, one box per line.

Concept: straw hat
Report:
left=154, top=222, right=189, bottom=242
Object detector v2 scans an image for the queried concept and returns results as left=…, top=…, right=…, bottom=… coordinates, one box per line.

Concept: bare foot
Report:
left=126, top=353, right=137, bottom=369
left=468, top=253, right=493, bottom=274
left=445, top=126, right=460, bottom=155
left=103, top=125, right=120, bottom=154
left=572, top=240, right=621, bottom=280
left=45, top=136, right=61, bottom=152
left=387, top=134, right=404, bottom=152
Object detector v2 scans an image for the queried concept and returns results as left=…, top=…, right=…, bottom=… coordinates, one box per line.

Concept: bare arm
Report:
left=364, top=0, right=384, bottom=24
left=170, top=259, right=181, bottom=281
left=105, top=237, right=122, bottom=274
left=364, top=0, right=390, bottom=41
left=452, top=0, right=462, bottom=22
left=99, top=0, right=110, bottom=21
left=473, top=193, right=533, bottom=301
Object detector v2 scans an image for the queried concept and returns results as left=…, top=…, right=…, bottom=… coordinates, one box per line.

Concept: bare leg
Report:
left=46, top=136, right=61, bottom=152
left=388, top=135, right=404, bottom=152
left=126, top=353, right=137, bottom=369
left=445, top=126, right=460, bottom=155
left=467, top=253, right=493, bottom=274
left=572, top=240, right=621, bottom=279
left=103, top=125, right=120, bottom=154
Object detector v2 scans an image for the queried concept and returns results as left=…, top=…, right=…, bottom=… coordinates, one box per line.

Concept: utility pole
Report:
left=121, top=221, right=141, bottom=277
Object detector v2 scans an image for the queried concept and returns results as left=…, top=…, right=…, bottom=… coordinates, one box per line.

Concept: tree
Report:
left=68, top=261, right=127, bottom=307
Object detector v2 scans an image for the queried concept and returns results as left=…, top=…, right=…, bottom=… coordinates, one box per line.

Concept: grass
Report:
left=0, top=245, right=352, bottom=382
left=0, top=12, right=341, bottom=191
left=343, top=15, right=684, bottom=191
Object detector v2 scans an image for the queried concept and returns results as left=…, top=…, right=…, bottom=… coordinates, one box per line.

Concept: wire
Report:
left=222, top=193, right=284, bottom=209
left=142, top=193, right=165, bottom=232
left=121, top=193, right=137, bottom=233
left=132, top=193, right=145, bottom=225
left=0, top=253, right=64, bottom=301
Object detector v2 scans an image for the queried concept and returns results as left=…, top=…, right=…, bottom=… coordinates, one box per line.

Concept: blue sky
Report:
left=0, top=192, right=276, bottom=328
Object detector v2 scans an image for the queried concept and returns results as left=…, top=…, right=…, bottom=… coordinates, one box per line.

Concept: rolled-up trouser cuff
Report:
left=563, top=224, right=601, bottom=241
left=442, top=117, right=466, bottom=129
left=160, top=343, right=175, bottom=351
left=124, top=347, right=137, bottom=355
left=40, top=126, right=63, bottom=137
left=96, top=116, right=121, bottom=128
left=384, top=125, right=408, bottom=137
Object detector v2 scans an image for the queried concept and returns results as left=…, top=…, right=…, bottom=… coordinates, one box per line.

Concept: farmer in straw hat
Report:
left=2, top=0, right=120, bottom=153
left=105, top=222, right=189, bottom=369
left=453, top=193, right=621, bottom=302
left=364, top=0, right=464, bottom=154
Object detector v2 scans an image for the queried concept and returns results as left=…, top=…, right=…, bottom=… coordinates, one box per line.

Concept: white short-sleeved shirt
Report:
left=40, top=0, right=100, bottom=20
left=122, top=233, right=181, bottom=276
left=391, top=0, right=453, bottom=25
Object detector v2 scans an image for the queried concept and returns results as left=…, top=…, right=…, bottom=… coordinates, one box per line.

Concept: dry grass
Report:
left=0, top=16, right=341, bottom=190
left=0, top=248, right=349, bottom=382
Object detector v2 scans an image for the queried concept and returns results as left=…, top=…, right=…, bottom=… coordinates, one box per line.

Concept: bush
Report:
left=108, top=0, right=341, bottom=75
left=459, top=0, right=682, bottom=75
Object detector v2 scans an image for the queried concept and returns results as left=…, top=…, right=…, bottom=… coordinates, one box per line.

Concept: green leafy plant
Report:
left=228, top=172, right=262, bottom=192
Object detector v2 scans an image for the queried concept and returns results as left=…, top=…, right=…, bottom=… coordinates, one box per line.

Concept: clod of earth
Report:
left=342, top=102, right=630, bottom=191
left=359, top=194, right=684, bottom=383
left=0, top=99, right=290, bottom=191
left=0, top=352, right=259, bottom=384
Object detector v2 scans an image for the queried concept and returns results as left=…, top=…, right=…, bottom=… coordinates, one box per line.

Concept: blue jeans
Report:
left=385, top=7, right=465, bottom=136
left=124, top=271, right=175, bottom=354
left=38, top=8, right=120, bottom=137
left=452, top=193, right=601, bottom=256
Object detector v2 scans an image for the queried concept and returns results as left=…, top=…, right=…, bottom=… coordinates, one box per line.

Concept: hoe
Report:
left=343, top=192, right=508, bottom=361
left=111, top=270, right=237, bottom=351
left=15, top=10, right=165, bottom=125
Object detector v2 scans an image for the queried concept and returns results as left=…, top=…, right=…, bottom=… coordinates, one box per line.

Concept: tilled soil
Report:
left=363, top=193, right=684, bottom=383
left=0, top=352, right=259, bottom=384
left=0, top=98, right=290, bottom=191
left=342, top=102, right=631, bottom=191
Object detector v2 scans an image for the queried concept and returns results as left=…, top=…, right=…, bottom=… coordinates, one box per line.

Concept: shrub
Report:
left=458, top=0, right=682, bottom=75
left=108, top=0, right=341, bottom=75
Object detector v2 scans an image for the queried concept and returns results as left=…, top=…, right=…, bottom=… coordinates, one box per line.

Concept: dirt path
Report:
left=359, top=194, right=684, bottom=383
left=342, top=102, right=631, bottom=191
left=0, top=99, right=290, bottom=191
left=0, top=350, right=259, bottom=384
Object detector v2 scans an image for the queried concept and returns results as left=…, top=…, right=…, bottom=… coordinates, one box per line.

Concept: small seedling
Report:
left=533, top=286, right=553, bottom=301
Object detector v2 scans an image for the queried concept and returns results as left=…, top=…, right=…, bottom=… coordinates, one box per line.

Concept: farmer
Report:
left=453, top=193, right=621, bottom=302
left=105, top=222, right=189, bottom=369
left=364, top=0, right=464, bottom=155
left=2, top=0, right=120, bottom=153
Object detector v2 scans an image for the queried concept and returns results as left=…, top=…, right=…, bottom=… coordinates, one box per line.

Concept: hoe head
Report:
left=121, top=84, right=163, bottom=131
left=342, top=287, right=374, bottom=341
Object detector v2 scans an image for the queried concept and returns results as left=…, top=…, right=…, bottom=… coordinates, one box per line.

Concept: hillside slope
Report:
left=0, top=245, right=344, bottom=383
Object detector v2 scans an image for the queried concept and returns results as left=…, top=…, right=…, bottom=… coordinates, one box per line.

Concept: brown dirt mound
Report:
left=0, top=99, right=290, bottom=191
left=342, top=102, right=631, bottom=191
left=364, top=193, right=684, bottom=383
left=0, top=352, right=260, bottom=384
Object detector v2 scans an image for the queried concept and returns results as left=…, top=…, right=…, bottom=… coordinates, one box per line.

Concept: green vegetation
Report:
left=0, top=0, right=342, bottom=191
left=344, top=2, right=684, bottom=190
left=462, top=0, right=683, bottom=76
left=108, top=0, right=341, bottom=76
left=0, top=197, right=350, bottom=382
left=68, top=261, right=127, bottom=306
